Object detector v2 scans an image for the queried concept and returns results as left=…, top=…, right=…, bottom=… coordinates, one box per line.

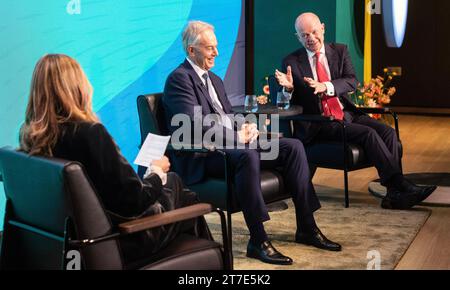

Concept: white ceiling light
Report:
left=383, top=0, right=409, bottom=48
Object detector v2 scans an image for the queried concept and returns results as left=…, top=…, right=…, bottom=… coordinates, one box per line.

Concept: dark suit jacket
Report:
left=52, top=122, right=161, bottom=218
left=282, top=43, right=359, bottom=143
left=163, top=60, right=239, bottom=185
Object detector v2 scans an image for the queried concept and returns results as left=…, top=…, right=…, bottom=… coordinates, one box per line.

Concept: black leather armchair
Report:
left=137, top=94, right=292, bottom=257
left=268, top=76, right=401, bottom=207
left=0, top=147, right=231, bottom=270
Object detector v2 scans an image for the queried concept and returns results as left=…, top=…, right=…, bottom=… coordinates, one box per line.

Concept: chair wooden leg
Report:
left=344, top=169, right=349, bottom=208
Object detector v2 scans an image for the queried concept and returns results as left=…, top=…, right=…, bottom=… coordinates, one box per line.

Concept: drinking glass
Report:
left=244, top=95, right=258, bottom=113
left=277, top=91, right=290, bottom=110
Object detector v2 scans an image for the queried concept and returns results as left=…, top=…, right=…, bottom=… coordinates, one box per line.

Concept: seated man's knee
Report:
left=282, top=138, right=306, bottom=155
left=387, top=127, right=398, bottom=141
left=365, top=127, right=379, bottom=140
left=238, top=149, right=260, bottom=163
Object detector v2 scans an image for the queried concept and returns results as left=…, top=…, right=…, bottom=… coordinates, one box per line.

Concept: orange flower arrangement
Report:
left=351, top=69, right=397, bottom=120
left=256, top=77, right=270, bottom=105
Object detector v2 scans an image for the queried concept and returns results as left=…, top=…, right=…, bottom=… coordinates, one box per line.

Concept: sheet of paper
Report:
left=133, top=133, right=171, bottom=168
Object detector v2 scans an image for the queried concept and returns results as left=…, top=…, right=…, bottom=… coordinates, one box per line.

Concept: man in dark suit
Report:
left=275, top=12, right=436, bottom=210
left=163, top=20, right=341, bottom=265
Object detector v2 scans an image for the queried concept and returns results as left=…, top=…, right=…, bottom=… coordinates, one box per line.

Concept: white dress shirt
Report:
left=284, top=45, right=344, bottom=109
left=306, top=45, right=335, bottom=96
left=186, top=57, right=233, bottom=129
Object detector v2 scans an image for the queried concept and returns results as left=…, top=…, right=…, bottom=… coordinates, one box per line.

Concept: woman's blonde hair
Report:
left=20, top=54, right=99, bottom=156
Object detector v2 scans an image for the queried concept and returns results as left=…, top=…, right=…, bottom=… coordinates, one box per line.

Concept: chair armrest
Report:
left=165, top=142, right=230, bottom=203
left=139, top=143, right=216, bottom=153
left=358, top=107, right=400, bottom=139
left=118, top=203, right=213, bottom=234
left=289, top=114, right=336, bottom=123
left=69, top=203, right=227, bottom=249
left=358, top=107, right=393, bottom=114
left=120, top=202, right=232, bottom=269
left=166, top=143, right=216, bottom=154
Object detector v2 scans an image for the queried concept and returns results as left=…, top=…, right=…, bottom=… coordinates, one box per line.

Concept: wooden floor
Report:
left=312, top=115, right=450, bottom=270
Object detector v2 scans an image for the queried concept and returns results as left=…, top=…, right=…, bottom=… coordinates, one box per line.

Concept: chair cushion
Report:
left=305, top=142, right=370, bottom=170
left=260, top=170, right=288, bottom=203
left=134, top=234, right=224, bottom=270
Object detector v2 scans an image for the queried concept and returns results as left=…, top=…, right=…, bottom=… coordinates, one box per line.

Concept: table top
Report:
left=232, top=104, right=303, bottom=118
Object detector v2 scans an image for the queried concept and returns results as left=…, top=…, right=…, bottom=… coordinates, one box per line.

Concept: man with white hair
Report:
left=275, top=12, right=436, bottom=210
left=163, top=20, right=342, bottom=266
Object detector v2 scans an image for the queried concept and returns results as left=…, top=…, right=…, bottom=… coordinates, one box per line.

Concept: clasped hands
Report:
left=238, top=123, right=259, bottom=144
left=275, top=65, right=327, bottom=94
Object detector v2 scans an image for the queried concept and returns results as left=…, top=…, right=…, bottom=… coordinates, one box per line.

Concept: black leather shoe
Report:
left=382, top=185, right=437, bottom=209
left=413, top=185, right=437, bottom=203
left=381, top=188, right=418, bottom=209
left=246, top=240, right=293, bottom=265
left=401, top=179, right=437, bottom=200
left=295, top=227, right=342, bottom=251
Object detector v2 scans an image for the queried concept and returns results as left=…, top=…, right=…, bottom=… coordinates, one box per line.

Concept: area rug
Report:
left=205, top=199, right=431, bottom=270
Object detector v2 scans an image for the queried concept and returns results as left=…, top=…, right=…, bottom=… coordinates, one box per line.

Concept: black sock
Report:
left=297, top=214, right=317, bottom=234
left=386, top=173, right=404, bottom=190
left=249, top=222, right=268, bottom=245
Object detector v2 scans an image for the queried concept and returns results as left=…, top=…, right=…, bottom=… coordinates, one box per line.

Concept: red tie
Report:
left=315, top=52, right=344, bottom=120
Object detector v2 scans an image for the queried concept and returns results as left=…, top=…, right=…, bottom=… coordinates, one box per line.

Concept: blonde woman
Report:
left=19, top=54, right=207, bottom=263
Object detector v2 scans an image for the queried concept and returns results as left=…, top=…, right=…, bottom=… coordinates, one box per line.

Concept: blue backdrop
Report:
left=0, top=0, right=243, bottom=230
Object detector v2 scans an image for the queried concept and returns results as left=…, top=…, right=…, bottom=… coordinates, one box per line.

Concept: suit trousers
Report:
left=205, top=138, right=321, bottom=229
left=316, top=111, right=402, bottom=185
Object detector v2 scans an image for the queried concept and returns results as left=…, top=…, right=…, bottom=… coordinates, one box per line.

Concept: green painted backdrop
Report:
left=254, top=0, right=363, bottom=94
